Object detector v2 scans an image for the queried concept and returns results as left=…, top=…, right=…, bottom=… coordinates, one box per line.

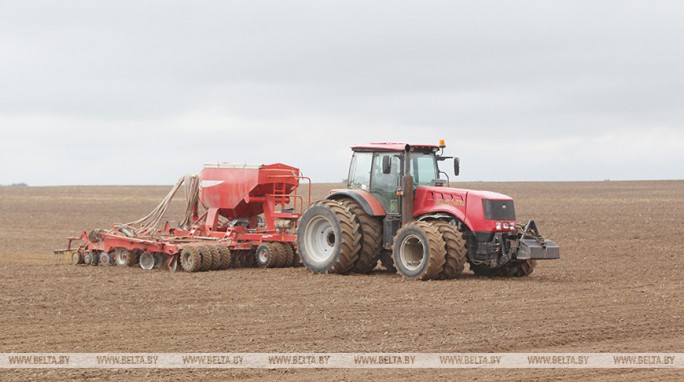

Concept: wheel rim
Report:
left=114, top=249, right=130, bottom=266
left=399, top=234, right=425, bottom=271
left=140, top=253, right=155, bottom=270
left=257, top=247, right=269, bottom=264
left=72, top=252, right=81, bottom=265
left=100, top=253, right=110, bottom=266
left=304, top=215, right=336, bottom=263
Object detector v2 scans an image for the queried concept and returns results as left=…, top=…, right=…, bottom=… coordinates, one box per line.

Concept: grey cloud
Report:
left=0, top=1, right=682, bottom=185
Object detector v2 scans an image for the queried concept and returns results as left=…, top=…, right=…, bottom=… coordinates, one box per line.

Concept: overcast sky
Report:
left=1, top=1, right=682, bottom=185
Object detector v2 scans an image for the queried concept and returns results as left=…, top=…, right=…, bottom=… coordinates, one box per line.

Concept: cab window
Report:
left=348, top=152, right=373, bottom=190
left=411, top=153, right=438, bottom=186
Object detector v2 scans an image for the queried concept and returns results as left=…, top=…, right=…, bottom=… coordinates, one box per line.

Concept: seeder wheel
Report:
left=255, top=243, right=280, bottom=268
left=71, top=251, right=83, bottom=265
left=113, top=248, right=133, bottom=267
left=99, top=252, right=112, bottom=266
left=139, top=252, right=155, bottom=270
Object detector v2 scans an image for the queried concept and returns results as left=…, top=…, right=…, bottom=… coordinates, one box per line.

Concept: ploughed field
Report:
left=0, top=181, right=682, bottom=381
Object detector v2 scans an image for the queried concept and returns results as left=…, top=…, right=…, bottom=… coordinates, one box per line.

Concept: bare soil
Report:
left=1, top=181, right=683, bottom=381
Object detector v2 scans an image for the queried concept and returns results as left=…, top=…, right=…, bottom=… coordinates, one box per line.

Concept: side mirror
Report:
left=454, top=157, right=460, bottom=176
left=382, top=155, right=392, bottom=174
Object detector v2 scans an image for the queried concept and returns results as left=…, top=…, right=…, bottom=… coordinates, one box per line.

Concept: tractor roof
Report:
left=351, top=142, right=440, bottom=152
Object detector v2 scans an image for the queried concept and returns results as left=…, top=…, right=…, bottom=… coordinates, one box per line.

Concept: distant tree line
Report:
left=0, top=183, right=28, bottom=187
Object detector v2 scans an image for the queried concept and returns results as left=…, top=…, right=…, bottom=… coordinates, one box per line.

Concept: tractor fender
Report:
left=326, top=189, right=387, bottom=217
left=414, top=206, right=475, bottom=233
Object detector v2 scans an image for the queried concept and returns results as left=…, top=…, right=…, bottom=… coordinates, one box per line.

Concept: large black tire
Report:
left=198, top=246, right=213, bottom=272
left=337, top=198, right=383, bottom=274
left=180, top=247, right=202, bottom=272
left=256, top=243, right=280, bottom=268
left=496, top=259, right=537, bottom=277
left=379, top=251, right=396, bottom=273
left=208, top=246, right=222, bottom=270
left=392, top=221, right=446, bottom=281
left=217, top=245, right=233, bottom=270
left=297, top=200, right=361, bottom=274
left=431, top=221, right=467, bottom=279
left=278, top=242, right=295, bottom=267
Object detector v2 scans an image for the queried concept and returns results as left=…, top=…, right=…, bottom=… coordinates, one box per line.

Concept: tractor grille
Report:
left=482, top=199, right=516, bottom=221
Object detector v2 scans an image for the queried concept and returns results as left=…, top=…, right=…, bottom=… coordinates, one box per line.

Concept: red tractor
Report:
left=296, top=141, right=560, bottom=280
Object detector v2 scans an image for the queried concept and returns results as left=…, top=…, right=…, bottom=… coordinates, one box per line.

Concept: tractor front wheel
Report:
left=496, top=260, right=537, bottom=277
left=392, top=221, right=446, bottom=281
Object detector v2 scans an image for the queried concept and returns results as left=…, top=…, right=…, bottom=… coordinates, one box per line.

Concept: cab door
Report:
left=369, top=153, right=402, bottom=215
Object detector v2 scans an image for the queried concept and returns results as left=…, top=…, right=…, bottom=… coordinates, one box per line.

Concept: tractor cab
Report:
left=347, top=143, right=457, bottom=215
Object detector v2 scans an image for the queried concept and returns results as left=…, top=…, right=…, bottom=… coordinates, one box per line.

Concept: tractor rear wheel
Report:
left=496, top=259, right=537, bottom=277
left=392, top=221, right=446, bottom=281
left=432, top=221, right=467, bottom=279
left=297, top=200, right=361, bottom=274
left=337, top=198, right=383, bottom=274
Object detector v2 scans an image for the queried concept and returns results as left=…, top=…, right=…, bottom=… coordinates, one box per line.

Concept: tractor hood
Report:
left=413, top=185, right=515, bottom=233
